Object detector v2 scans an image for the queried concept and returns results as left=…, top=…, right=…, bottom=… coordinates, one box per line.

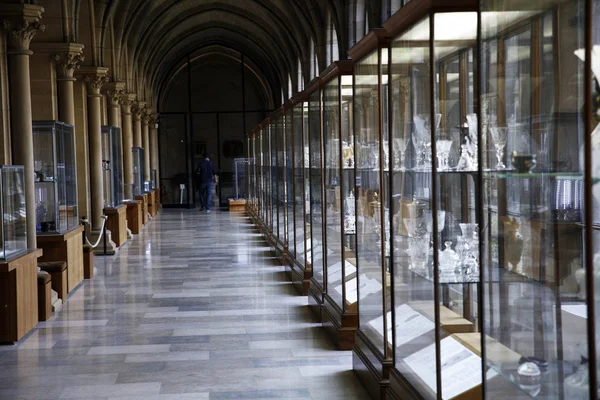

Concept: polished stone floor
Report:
left=0, top=210, right=369, bottom=400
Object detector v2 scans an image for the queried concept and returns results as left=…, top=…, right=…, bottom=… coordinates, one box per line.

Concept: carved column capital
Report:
left=148, top=113, right=159, bottom=126
left=52, top=52, right=84, bottom=80
left=120, top=93, right=137, bottom=114
left=132, top=101, right=147, bottom=121
left=2, top=18, right=45, bottom=55
left=76, top=66, right=109, bottom=97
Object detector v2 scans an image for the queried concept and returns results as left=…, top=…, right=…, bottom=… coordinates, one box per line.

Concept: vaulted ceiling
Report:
left=92, top=0, right=347, bottom=109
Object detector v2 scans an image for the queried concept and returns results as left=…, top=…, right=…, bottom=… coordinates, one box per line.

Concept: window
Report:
left=326, top=11, right=339, bottom=64
left=297, top=58, right=304, bottom=91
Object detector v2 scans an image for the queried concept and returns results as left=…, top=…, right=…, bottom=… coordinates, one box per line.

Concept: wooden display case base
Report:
left=228, top=199, right=247, bottom=212
left=308, top=279, right=324, bottom=322
left=105, top=205, right=128, bottom=247
left=154, top=188, right=161, bottom=210
left=135, top=194, right=149, bottom=224
left=353, top=332, right=392, bottom=400
left=148, top=191, right=157, bottom=217
left=37, top=226, right=84, bottom=293
left=0, top=249, right=43, bottom=343
left=83, top=245, right=94, bottom=279
left=287, top=259, right=311, bottom=296
left=125, top=201, right=143, bottom=234
left=322, top=295, right=357, bottom=350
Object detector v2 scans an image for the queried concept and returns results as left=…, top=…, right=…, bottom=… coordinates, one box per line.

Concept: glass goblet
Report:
left=393, top=137, right=410, bottom=171
left=436, top=140, right=453, bottom=171
left=490, top=127, right=508, bottom=170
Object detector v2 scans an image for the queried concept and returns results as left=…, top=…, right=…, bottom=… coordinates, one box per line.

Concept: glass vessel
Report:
left=0, top=166, right=27, bottom=259
left=132, top=147, right=145, bottom=197
left=32, top=121, right=78, bottom=234
left=101, top=126, right=123, bottom=208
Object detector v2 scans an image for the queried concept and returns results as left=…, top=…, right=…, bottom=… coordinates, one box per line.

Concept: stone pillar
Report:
left=1, top=7, right=45, bottom=248
left=79, top=67, right=109, bottom=230
left=104, top=81, right=125, bottom=128
left=149, top=114, right=160, bottom=186
left=120, top=93, right=136, bottom=200
left=132, top=101, right=145, bottom=148
left=142, top=111, right=151, bottom=182
left=51, top=47, right=84, bottom=126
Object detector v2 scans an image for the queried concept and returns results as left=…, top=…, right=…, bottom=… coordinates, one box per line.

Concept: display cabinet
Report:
left=0, top=166, right=27, bottom=259
left=32, top=121, right=78, bottom=234
left=307, top=78, right=326, bottom=318
left=348, top=28, right=392, bottom=399
left=273, top=110, right=287, bottom=257
left=285, top=110, right=295, bottom=260
left=383, top=2, right=482, bottom=399
left=101, top=126, right=124, bottom=209
left=320, top=60, right=358, bottom=350
left=288, top=93, right=312, bottom=294
left=132, top=147, right=145, bottom=197
left=478, top=0, right=595, bottom=398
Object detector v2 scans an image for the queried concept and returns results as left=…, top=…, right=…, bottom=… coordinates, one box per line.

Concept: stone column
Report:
left=53, top=50, right=83, bottom=126
left=142, top=111, right=151, bottom=182
left=79, top=67, right=109, bottom=230
left=104, top=81, right=125, bottom=128
left=1, top=7, right=45, bottom=248
left=149, top=114, right=160, bottom=186
left=132, top=101, right=145, bottom=148
left=120, top=93, right=136, bottom=200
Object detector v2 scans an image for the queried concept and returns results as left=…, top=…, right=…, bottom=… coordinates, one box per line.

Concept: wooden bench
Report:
left=37, top=273, right=52, bottom=321
left=38, top=261, right=68, bottom=300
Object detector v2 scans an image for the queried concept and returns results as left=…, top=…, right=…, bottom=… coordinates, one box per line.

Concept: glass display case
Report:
left=275, top=112, right=287, bottom=251
left=132, top=147, right=145, bottom=197
left=101, top=126, right=124, bottom=209
left=0, top=166, right=27, bottom=259
left=289, top=95, right=311, bottom=290
left=348, top=28, right=393, bottom=395
left=285, top=110, right=295, bottom=259
left=32, top=121, right=78, bottom=234
left=233, top=158, right=249, bottom=200
left=480, top=0, right=594, bottom=398
left=321, top=60, right=358, bottom=350
left=308, top=80, right=325, bottom=308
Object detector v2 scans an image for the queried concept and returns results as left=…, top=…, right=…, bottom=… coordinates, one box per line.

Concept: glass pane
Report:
left=324, top=78, right=344, bottom=308
left=304, top=104, right=312, bottom=267
left=593, top=0, right=600, bottom=396
left=32, top=122, right=58, bottom=234
left=434, top=11, right=482, bottom=400
left=286, top=113, right=295, bottom=257
left=294, top=104, right=306, bottom=266
left=112, top=127, right=123, bottom=207
left=481, top=1, right=587, bottom=397
left=390, top=16, right=438, bottom=398
left=270, top=125, right=277, bottom=238
left=1, top=166, right=26, bottom=259
left=355, top=48, right=388, bottom=353
left=309, top=90, right=324, bottom=287
left=101, top=127, right=114, bottom=208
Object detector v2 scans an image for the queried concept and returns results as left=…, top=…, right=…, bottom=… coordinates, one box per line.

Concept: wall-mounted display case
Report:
left=348, top=28, right=393, bottom=398
left=0, top=166, right=27, bottom=260
left=288, top=94, right=311, bottom=293
left=132, top=147, right=145, bottom=197
left=308, top=79, right=326, bottom=316
left=321, top=60, right=358, bottom=350
left=32, top=121, right=78, bottom=234
left=285, top=110, right=295, bottom=259
left=101, top=126, right=124, bottom=209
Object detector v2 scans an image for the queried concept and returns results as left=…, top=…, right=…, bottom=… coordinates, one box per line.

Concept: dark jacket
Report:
left=196, top=158, right=215, bottom=184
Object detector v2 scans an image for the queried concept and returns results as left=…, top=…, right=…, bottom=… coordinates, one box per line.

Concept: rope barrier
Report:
left=81, top=215, right=108, bottom=248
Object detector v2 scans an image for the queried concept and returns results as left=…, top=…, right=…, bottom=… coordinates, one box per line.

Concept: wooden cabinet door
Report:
left=0, top=276, right=10, bottom=337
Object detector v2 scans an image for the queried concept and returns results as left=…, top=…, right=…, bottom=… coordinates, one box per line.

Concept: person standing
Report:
left=196, top=153, right=217, bottom=213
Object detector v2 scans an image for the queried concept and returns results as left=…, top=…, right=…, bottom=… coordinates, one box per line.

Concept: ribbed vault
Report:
left=92, top=0, right=345, bottom=110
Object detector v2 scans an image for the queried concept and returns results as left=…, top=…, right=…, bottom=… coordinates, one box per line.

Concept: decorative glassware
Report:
left=436, top=140, right=453, bottom=171
left=408, top=236, right=429, bottom=274
left=393, top=137, right=410, bottom=171
left=439, top=241, right=459, bottom=278
left=459, top=223, right=478, bottom=240
left=490, top=126, right=508, bottom=169
left=342, top=141, right=354, bottom=168
left=344, top=191, right=356, bottom=235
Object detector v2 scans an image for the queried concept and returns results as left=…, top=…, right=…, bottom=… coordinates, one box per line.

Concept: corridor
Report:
left=0, top=211, right=369, bottom=400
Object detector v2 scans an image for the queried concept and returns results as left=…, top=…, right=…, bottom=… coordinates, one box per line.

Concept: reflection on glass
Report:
left=293, top=103, right=306, bottom=266
left=309, top=91, right=324, bottom=285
